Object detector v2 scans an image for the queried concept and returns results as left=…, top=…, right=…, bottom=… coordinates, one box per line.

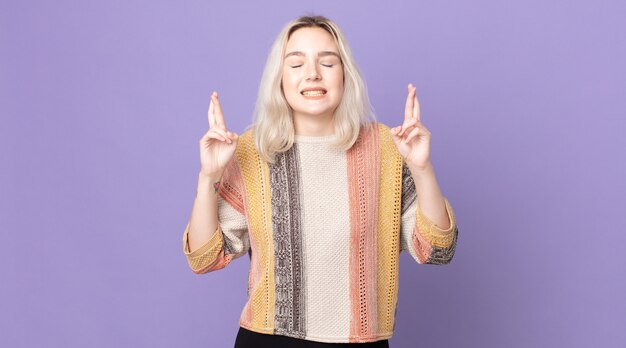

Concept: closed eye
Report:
left=290, top=64, right=334, bottom=68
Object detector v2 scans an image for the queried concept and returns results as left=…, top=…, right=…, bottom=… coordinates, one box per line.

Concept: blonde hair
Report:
left=252, top=15, right=377, bottom=163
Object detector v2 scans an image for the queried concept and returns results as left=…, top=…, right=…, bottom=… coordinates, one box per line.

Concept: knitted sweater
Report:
left=182, top=122, right=459, bottom=344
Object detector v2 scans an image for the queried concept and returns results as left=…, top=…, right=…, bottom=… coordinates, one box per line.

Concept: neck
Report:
left=292, top=112, right=334, bottom=136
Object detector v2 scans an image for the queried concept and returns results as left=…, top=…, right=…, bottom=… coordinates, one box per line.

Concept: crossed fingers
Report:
left=207, top=91, right=233, bottom=143
left=396, top=83, right=427, bottom=143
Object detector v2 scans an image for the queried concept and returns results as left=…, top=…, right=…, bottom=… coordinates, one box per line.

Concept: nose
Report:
left=305, top=65, right=321, bottom=81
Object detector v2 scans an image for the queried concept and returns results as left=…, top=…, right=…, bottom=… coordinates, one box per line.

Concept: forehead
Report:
left=284, top=27, right=339, bottom=55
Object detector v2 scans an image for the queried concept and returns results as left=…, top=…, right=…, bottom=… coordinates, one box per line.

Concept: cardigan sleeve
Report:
left=182, top=157, right=250, bottom=274
left=182, top=196, right=250, bottom=274
left=399, top=164, right=459, bottom=265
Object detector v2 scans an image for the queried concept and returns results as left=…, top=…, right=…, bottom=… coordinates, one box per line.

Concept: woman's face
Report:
left=281, top=27, right=344, bottom=126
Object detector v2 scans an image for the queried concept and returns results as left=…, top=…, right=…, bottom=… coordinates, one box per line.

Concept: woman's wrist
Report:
left=197, top=171, right=223, bottom=196
left=406, top=160, right=434, bottom=178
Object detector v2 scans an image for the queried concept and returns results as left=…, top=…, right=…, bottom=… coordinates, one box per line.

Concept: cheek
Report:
left=335, top=88, right=344, bottom=104
left=331, top=69, right=344, bottom=90
left=333, top=73, right=344, bottom=99
left=281, top=71, right=299, bottom=95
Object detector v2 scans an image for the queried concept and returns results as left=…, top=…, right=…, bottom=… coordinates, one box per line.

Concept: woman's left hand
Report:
left=390, top=83, right=432, bottom=170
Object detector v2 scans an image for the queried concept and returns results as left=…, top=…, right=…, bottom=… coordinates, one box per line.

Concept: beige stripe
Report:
left=296, top=139, right=352, bottom=340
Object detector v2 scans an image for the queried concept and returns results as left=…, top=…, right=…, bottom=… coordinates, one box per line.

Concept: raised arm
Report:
left=183, top=91, right=242, bottom=273
left=392, top=83, right=459, bottom=264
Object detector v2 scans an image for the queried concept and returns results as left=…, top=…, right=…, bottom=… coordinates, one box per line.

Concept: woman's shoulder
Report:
left=232, top=126, right=262, bottom=164
left=373, top=121, right=391, bottom=132
left=236, top=123, right=255, bottom=141
left=360, top=121, right=392, bottom=134
left=233, top=129, right=252, bottom=150
left=359, top=121, right=394, bottom=143
left=366, top=121, right=402, bottom=158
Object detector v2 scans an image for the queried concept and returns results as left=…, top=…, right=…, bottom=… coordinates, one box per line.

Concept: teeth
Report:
left=302, top=90, right=326, bottom=96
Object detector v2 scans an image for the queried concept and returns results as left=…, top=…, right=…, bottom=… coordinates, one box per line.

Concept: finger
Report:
left=413, top=94, right=420, bottom=121
left=213, top=92, right=227, bottom=130
left=404, top=83, right=415, bottom=120
left=402, top=125, right=420, bottom=143
left=208, top=94, right=216, bottom=128
left=398, top=118, right=419, bottom=136
left=210, top=127, right=232, bottom=143
left=201, top=127, right=230, bottom=142
left=225, top=131, right=238, bottom=141
left=200, top=129, right=226, bottom=144
left=207, top=130, right=228, bottom=143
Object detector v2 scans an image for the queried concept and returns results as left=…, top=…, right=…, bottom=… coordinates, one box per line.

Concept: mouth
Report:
left=300, top=88, right=327, bottom=97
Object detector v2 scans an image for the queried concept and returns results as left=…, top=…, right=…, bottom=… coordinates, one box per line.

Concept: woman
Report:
left=183, top=15, right=459, bottom=347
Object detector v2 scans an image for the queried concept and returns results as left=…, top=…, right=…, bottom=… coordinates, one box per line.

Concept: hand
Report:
left=390, top=83, right=432, bottom=170
left=199, top=91, right=238, bottom=177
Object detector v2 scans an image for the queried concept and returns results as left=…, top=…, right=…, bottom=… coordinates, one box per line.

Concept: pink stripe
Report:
left=219, top=158, right=246, bottom=215
left=240, top=234, right=260, bottom=325
left=217, top=156, right=258, bottom=325
left=412, top=226, right=432, bottom=263
left=347, top=124, right=380, bottom=342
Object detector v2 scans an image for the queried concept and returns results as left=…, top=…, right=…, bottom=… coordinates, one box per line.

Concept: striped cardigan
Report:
left=182, top=122, right=459, bottom=343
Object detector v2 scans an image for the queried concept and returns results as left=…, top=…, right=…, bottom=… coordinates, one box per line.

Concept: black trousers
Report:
left=234, top=327, right=390, bottom=348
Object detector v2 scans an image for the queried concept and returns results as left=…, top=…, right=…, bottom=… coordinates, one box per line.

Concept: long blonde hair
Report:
left=252, top=15, right=376, bottom=163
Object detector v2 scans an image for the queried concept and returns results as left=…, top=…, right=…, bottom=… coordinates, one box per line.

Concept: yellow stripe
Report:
left=416, top=197, right=457, bottom=248
left=182, top=222, right=224, bottom=273
left=376, top=123, right=403, bottom=333
left=236, top=130, right=276, bottom=330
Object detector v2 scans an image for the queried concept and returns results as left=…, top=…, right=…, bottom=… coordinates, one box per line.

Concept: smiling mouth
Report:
left=302, top=91, right=326, bottom=97
left=301, top=88, right=327, bottom=97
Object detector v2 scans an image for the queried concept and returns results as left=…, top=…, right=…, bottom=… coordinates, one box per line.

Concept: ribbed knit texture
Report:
left=182, top=122, right=459, bottom=343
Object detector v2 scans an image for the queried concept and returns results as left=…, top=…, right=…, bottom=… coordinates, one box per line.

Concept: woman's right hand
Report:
left=199, top=91, right=238, bottom=178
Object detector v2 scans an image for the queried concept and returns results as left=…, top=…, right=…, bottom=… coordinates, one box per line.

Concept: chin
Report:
left=297, top=107, right=333, bottom=116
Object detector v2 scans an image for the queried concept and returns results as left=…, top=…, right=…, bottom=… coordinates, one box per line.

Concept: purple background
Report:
left=2, top=1, right=625, bottom=347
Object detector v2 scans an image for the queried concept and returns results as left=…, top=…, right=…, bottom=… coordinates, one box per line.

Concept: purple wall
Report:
left=2, top=1, right=625, bottom=347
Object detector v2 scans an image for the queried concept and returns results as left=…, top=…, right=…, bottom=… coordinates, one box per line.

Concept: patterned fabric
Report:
left=182, top=122, right=459, bottom=344
left=270, top=145, right=307, bottom=338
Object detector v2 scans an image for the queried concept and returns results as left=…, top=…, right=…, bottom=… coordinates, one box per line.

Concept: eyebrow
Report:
left=284, top=51, right=341, bottom=59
